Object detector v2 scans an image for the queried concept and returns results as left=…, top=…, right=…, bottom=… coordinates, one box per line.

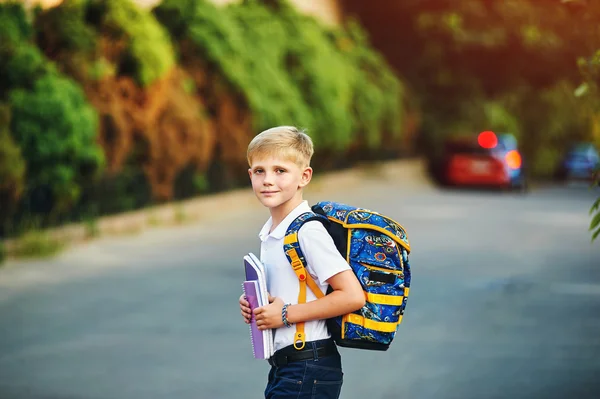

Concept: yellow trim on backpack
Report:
left=346, top=228, right=352, bottom=262
left=326, top=215, right=410, bottom=253
left=360, top=263, right=404, bottom=276
left=343, top=314, right=401, bottom=333
left=365, top=292, right=404, bottom=306
left=284, top=233, right=298, bottom=245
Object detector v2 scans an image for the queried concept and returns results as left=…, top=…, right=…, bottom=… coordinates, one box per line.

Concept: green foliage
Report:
left=0, top=0, right=405, bottom=239
left=2, top=43, right=56, bottom=91
left=9, top=74, right=104, bottom=212
left=156, top=0, right=313, bottom=136
left=266, top=4, right=355, bottom=148
left=496, top=81, right=592, bottom=178
left=87, top=0, right=175, bottom=86
left=345, top=0, right=600, bottom=170
left=154, top=0, right=404, bottom=150
left=84, top=216, right=100, bottom=239
left=590, top=193, right=600, bottom=242
left=0, top=4, right=43, bottom=96
left=11, top=229, right=65, bottom=259
left=330, top=19, right=403, bottom=148
left=192, top=173, right=209, bottom=193
left=0, top=240, right=5, bottom=264
left=0, top=1, right=103, bottom=218
left=87, top=58, right=116, bottom=81
left=35, top=0, right=96, bottom=54
left=0, top=1, right=32, bottom=47
left=577, top=48, right=600, bottom=242
left=0, top=105, right=26, bottom=212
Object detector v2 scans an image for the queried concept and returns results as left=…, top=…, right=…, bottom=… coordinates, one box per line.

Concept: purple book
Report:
left=242, top=253, right=273, bottom=359
left=242, top=280, right=265, bottom=359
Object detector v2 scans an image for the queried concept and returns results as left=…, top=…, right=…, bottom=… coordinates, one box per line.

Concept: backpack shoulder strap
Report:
left=283, top=211, right=329, bottom=350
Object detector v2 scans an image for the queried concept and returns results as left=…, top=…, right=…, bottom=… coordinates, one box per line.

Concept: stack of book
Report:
left=242, top=253, right=274, bottom=359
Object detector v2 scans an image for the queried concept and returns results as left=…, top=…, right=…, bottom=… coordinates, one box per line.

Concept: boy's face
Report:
left=248, top=156, right=312, bottom=215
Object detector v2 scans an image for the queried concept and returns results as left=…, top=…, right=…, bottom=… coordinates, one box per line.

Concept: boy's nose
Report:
left=262, top=172, right=275, bottom=185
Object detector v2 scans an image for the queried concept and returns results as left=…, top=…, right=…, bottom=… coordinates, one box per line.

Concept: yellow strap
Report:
left=294, top=278, right=306, bottom=350
left=343, top=313, right=401, bottom=333
left=365, top=292, right=404, bottom=306
left=286, top=248, right=307, bottom=281
left=284, top=233, right=298, bottom=245
left=306, top=277, right=324, bottom=299
left=404, top=287, right=410, bottom=297
left=286, top=247, right=307, bottom=349
left=286, top=247, right=326, bottom=349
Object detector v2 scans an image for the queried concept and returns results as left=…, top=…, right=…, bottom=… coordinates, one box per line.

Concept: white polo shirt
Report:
left=259, top=201, right=350, bottom=352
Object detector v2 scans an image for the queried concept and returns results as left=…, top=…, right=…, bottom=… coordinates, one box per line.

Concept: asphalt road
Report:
left=0, top=179, right=599, bottom=399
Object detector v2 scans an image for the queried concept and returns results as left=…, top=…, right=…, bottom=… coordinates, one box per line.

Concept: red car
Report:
left=436, top=131, right=528, bottom=191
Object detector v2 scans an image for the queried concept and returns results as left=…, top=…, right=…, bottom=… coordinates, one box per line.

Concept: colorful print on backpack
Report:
left=284, top=201, right=411, bottom=351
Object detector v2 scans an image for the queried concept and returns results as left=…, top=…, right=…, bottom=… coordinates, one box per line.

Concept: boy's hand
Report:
left=239, top=294, right=252, bottom=324
left=254, top=295, right=284, bottom=330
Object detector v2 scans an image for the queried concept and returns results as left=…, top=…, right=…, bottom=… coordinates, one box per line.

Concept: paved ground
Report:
left=0, top=177, right=599, bottom=399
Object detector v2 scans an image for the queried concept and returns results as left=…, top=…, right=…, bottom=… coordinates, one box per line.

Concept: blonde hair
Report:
left=247, top=126, right=314, bottom=167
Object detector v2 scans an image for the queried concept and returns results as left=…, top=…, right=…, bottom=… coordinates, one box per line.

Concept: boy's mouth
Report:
left=261, top=190, right=279, bottom=195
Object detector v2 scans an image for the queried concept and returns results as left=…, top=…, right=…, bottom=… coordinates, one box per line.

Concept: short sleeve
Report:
left=298, top=220, right=350, bottom=284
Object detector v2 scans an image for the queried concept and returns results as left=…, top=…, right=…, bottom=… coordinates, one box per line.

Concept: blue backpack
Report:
left=284, top=201, right=411, bottom=351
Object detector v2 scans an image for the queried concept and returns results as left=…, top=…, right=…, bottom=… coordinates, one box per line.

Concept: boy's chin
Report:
left=260, top=199, right=283, bottom=209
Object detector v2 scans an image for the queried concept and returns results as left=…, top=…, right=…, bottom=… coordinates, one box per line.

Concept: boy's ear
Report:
left=299, top=166, right=313, bottom=188
left=248, top=168, right=252, bottom=180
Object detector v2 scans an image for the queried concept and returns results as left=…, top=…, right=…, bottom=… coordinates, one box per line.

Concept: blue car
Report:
left=555, top=143, right=600, bottom=181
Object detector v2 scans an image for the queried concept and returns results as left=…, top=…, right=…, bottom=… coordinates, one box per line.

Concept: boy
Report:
left=239, top=126, right=365, bottom=398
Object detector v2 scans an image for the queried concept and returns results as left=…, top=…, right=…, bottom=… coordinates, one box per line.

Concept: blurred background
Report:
left=0, top=0, right=599, bottom=398
left=0, top=0, right=599, bottom=244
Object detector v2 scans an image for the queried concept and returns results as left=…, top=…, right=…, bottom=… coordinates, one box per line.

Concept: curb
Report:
left=1, top=157, right=431, bottom=259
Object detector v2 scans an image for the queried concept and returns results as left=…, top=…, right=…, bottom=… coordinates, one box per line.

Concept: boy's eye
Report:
left=254, top=168, right=264, bottom=174
left=276, top=168, right=286, bottom=174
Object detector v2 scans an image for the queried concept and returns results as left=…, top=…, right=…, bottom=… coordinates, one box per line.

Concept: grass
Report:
left=174, top=205, right=187, bottom=224
left=10, top=229, right=66, bottom=259
left=0, top=241, right=5, bottom=265
left=84, top=216, right=100, bottom=239
left=147, top=212, right=161, bottom=227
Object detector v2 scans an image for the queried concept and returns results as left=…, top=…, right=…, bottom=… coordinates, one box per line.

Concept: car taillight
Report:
left=505, top=150, right=522, bottom=169
left=478, top=131, right=498, bottom=149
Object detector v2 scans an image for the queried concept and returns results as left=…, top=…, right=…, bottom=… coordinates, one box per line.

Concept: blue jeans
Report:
left=264, top=341, right=343, bottom=399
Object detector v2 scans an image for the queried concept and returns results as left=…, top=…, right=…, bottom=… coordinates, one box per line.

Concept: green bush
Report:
left=336, top=20, right=404, bottom=148
left=590, top=190, right=600, bottom=242
left=0, top=105, right=26, bottom=215
left=505, top=82, right=591, bottom=179
left=87, top=0, right=175, bottom=86
left=11, top=229, right=65, bottom=259
left=155, top=0, right=313, bottom=134
left=0, top=240, right=5, bottom=264
left=9, top=74, right=104, bottom=212
left=2, top=43, right=56, bottom=91
left=0, top=2, right=105, bottom=219
left=154, top=0, right=405, bottom=151
left=0, top=1, right=32, bottom=47
left=35, top=0, right=96, bottom=54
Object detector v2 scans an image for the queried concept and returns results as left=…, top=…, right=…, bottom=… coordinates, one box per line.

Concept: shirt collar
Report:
left=258, top=201, right=312, bottom=241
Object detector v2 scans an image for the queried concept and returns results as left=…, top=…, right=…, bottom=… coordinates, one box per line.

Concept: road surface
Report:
left=0, top=178, right=599, bottom=399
